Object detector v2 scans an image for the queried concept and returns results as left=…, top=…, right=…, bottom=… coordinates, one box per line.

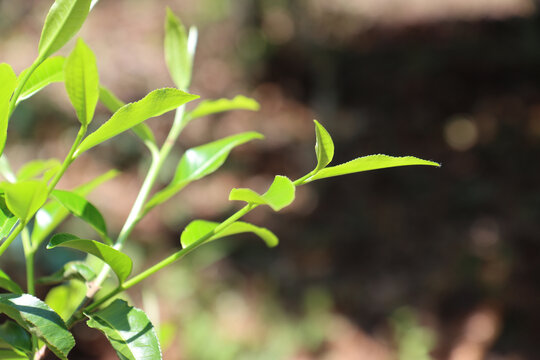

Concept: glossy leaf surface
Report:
left=31, top=169, right=118, bottom=247
left=76, top=88, right=198, bottom=155
left=0, top=64, right=17, bottom=156
left=0, top=270, right=22, bottom=294
left=38, top=0, right=92, bottom=60
left=45, top=280, right=86, bottom=321
left=0, top=294, right=74, bottom=360
left=37, top=261, right=96, bottom=284
left=146, top=131, right=263, bottom=210
left=52, top=189, right=109, bottom=242
left=0, top=195, right=17, bottom=240
left=99, top=86, right=156, bottom=145
left=65, top=38, right=99, bottom=125
left=18, top=56, right=65, bottom=102
left=48, top=233, right=132, bottom=283
left=164, top=8, right=191, bottom=90
left=1, top=180, right=48, bottom=221
left=229, top=175, right=295, bottom=211
left=16, top=159, right=61, bottom=181
left=313, top=120, right=334, bottom=171
left=188, top=95, right=260, bottom=120
left=0, top=321, right=32, bottom=355
left=305, top=155, right=441, bottom=182
left=181, top=220, right=278, bottom=248
left=86, top=299, right=162, bottom=360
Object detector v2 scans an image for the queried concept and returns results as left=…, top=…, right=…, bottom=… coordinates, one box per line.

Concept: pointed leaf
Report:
left=0, top=180, right=48, bottom=222
left=181, top=220, right=278, bottom=248
left=65, top=38, right=99, bottom=125
left=45, top=280, right=86, bottom=321
left=0, top=270, right=22, bottom=294
left=31, top=169, right=118, bottom=247
left=38, top=0, right=92, bottom=60
left=0, top=293, right=75, bottom=360
left=18, top=56, right=65, bottom=102
left=16, top=159, right=61, bottom=181
left=48, top=233, right=132, bottom=283
left=164, top=8, right=192, bottom=90
left=0, top=194, right=17, bottom=240
left=0, top=64, right=17, bottom=156
left=75, top=88, right=198, bottom=156
left=146, top=131, right=263, bottom=210
left=86, top=299, right=162, bottom=360
left=305, top=155, right=441, bottom=183
left=52, top=189, right=109, bottom=243
left=37, top=261, right=96, bottom=285
left=313, top=120, right=334, bottom=171
left=99, top=86, right=156, bottom=145
left=188, top=95, right=260, bottom=120
left=0, top=321, right=32, bottom=355
left=229, top=175, right=295, bottom=211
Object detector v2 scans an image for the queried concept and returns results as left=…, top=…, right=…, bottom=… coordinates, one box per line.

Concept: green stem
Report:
left=8, top=59, right=42, bottom=117
left=21, top=227, right=35, bottom=295
left=293, top=170, right=317, bottom=186
left=84, top=204, right=255, bottom=314
left=48, top=125, right=87, bottom=192
left=0, top=221, right=24, bottom=257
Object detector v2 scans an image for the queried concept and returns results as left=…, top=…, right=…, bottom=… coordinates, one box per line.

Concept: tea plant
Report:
left=0, top=1, right=440, bottom=359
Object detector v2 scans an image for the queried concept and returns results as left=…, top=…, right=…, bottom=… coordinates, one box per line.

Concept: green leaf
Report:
left=0, top=270, right=23, bottom=294
left=37, top=261, right=96, bottom=285
left=45, top=280, right=86, bottom=321
left=0, top=293, right=75, bottom=360
left=52, top=189, right=109, bottom=243
left=37, top=0, right=92, bottom=61
left=48, top=233, right=132, bottom=283
left=99, top=86, right=156, bottom=145
left=0, top=194, right=17, bottom=241
left=75, top=88, right=198, bottom=156
left=65, top=38, right=99, bottom=125
left=313, top=120, right=334, bottom=171
left=229, top=175, right=295, bottom=211
left=188, top=95, right=260, bottom=120
left=0, top=64, right=17, bottom=157
left=31, top=169, right=118, bottom=247
left=164, top=8, right=192, bottom=91
left=181, top=220, right=278, bottom=248
left=86, top=299, right=162, bottom=360
left=0, top=321, right=32, bottom=355
left=0, top=180, right=48, bottom=222
left=16, top=159, right=61, bottom=181
left=145, top=131, right=263, bottom=210
left=0, top=350, right=27, bottom=360
left=305, top=155, right=441, bottom=183
left=18, top=56, right=65, bottom=103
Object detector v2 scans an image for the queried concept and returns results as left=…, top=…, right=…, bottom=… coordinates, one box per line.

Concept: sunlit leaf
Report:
left=86, top=299, right=162, bottom=360
left=99, top=86, right=156, bottom=145
left=313, top=120, right=334, bottom=171
left=188, top=95, right=260, bottom=120
left=75, top=88, right=198, bottom=156
left=0, top=180, right=48, bottom=222
left=0, top=195, right=17, bottom=241
left=31, top=169, right=119, bottom=247
left=65, top=38, right=99, bottom=125
left=38, top=0, right=92, bottom=61
left=305, top=155, right=441, bottom=183
left=0, top=270, right=22, bottom=294
left=45, top=280, right=86, bottom=322
left=164, top=7, right=192, bottom=91
left=0, top=350, right=27, bottom=360
left=0, top=321, right=32, bottom=355
left=48, top=233, right=132, bottom=283
left=0, top=64, right=17, bottom=156
left=18, top=56, right=65, bottom=102
left=229, top=175, right=295, bottom=211
left=181, top=220, right=278, bottom=248
left=52, top=189, right=109, bottom=243
left=16, top=159, right=61, bottom=181
left=146, top=131, right=263, bottom=210
left=37, top=261, right=96, bottom=285
left=0, top=293, right=75, bottom=360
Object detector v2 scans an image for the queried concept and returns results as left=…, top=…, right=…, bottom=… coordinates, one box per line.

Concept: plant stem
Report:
left=0, top=221, right=24, bottom=257
left=48, top=125, right=87, bottom=192
left=21, top=227, right=35, bottom=295
left=7, top=59, right=42, bottom=117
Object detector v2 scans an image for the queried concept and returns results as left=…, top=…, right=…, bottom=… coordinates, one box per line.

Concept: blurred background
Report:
left=1, top=0, right=540, bottom=358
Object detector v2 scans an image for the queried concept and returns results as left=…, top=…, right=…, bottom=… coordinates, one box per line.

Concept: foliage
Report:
left=0, top=1, right=439, bottom=359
